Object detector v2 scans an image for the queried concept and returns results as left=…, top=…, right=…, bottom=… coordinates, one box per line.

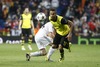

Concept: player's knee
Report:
left=59, top=44, right=63, bottom=50
left=41, top=50, right=47, bottom=56
left=29, top=35, right=33, bottom=38
left=21, top=36, right=24, bottom=39
left=52, top=45, right=58, bottom=49
left=41, top=52, right=47, bottom=56
left=42, top=52, right=47, bottom=56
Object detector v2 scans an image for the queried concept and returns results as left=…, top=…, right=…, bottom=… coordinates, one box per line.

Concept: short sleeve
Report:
left=61, top=18, right=68, bottom=24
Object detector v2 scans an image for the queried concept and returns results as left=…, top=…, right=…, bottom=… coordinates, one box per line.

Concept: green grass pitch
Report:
left=0, top=43, right=100, bottom=67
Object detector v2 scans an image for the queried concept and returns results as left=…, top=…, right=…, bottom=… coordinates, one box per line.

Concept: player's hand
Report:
left=47, top=32, right=55, bottom=39
left=66, top=34, right=72, bottom=41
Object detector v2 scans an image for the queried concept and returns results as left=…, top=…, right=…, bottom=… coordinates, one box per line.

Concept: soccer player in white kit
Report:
left=26, top=22, right=55, bottom=61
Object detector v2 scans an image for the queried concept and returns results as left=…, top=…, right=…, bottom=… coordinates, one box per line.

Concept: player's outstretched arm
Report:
left=67, top=20, right=73, bottom=41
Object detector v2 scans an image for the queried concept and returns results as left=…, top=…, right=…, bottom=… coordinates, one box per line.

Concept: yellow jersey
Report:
left=49, top=15, right=70, bottom=36
left=21, top=13, right=32, bottom=28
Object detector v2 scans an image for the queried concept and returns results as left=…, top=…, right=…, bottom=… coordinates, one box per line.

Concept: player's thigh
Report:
left=21, top=29, right=26, bottom=36
left=53, top=33, right=62, bottom=47
left=60, top=37, right=69, bottom=49
left=35, top=37, right=50, bottom=50
left=27, top=29, right=32, bottom=37
left=41, top=37, right=52, bottom=46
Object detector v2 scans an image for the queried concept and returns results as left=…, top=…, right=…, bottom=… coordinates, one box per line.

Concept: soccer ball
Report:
left=36, top=12, right=46, bottom=21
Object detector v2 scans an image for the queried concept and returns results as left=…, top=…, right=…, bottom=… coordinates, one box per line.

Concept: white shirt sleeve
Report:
left=47, top=22, right=54, bottom=33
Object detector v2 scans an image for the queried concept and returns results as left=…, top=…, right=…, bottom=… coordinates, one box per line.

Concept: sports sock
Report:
left=47, top=47, right=55, bottom=59
left=59, top=49, right=64, bottom=59
left=30, top=51, right=42, bottom=57
left=21, top=39, right=24, bottom=46
left=28, top=38, right=32, bottom=45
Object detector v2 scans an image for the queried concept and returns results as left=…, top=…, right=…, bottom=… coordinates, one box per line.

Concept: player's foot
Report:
left=28, top=45, right=32, bottom=50
left=21, top=46, right=26, bottom=50
left=26, top=53, right=30, bottom=61
left=58, top=57, right=64, bottom=62
left=45, top=58, right=54, bottom=62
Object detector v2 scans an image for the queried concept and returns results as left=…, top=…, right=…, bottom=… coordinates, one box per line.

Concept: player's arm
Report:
left=47, top=28, right=56, bottom=39
left=47, top=24, right=56, bottom=39
left=67, top=20, right=73, bottom=41
left=19, top=16, right=23, bottom=30
left=47, top=31, right=55, bottom=39
left=31, top=20, right=34, bottom=30
left=61, top=18, right=73, bottom=41
left=31, top=14, right=34, bottom=31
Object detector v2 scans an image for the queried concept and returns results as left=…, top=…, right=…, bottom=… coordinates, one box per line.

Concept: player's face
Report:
left=50, top=11, right=56, bottom=21
left=24, top=8, right=29, bottom=14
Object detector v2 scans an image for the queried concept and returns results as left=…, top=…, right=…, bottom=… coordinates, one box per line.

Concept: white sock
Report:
left=30, top=51, right=42, bottom=57
left=47, top=47, right=55, bottom=59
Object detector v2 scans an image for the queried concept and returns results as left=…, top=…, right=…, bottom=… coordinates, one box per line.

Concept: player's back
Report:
left=35, top=22, right=54, bottom=37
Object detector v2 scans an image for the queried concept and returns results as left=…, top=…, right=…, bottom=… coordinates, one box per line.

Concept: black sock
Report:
left=59, top=49, right=64, bottom=59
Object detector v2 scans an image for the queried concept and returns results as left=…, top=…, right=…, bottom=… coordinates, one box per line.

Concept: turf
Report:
left=0, top=43, right=100, bottom=67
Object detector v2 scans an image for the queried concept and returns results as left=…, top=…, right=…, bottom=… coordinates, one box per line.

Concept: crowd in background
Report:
left=0, top=0, right=100, bottom=36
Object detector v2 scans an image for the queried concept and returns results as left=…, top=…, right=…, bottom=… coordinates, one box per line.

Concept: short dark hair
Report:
left=50, top=8, right=56, bottom=11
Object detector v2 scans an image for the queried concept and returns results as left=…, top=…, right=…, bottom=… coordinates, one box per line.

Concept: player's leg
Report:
left=58, top=37, right=66, bottom=62
left=26, top=37, right=49, bottom=61
left=30, top=48, right=47, bottom=56
left=63, top=37, right=71, bottom=52
left=58, top=44, right=64, bottom=62
left=26, top=48, right=47, bottom=61
left=21, top=36, right=25, bottom=50
left=26, top=40, right=47, bottom=61
left=27, top=29, right=33, bottom=50
left=28, top=35, right=33, bottom=50
left=58, top=36, right=71, bottom=62
left=46, top=46, right=55, bottom=61
left=46, top=33, right=61, bottom=61
left=21, top=29, right=26, bottom=50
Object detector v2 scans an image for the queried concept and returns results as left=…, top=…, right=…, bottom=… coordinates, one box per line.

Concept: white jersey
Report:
left=35, top=22, right=54, bottom=50
left=35, top=22, right=54, bottom=37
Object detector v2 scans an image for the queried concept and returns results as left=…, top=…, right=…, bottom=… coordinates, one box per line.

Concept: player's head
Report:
left=24, top=7, right=29, bottom=14
left=49, top=8, right=57, bottom=21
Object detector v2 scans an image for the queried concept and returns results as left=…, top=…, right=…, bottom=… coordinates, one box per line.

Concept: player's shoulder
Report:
left=57, top=15, right=61, bottom=17
left=45, top=22, right=52, bottom=26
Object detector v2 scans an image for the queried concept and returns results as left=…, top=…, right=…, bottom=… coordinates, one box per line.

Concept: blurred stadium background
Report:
left=0, top=0, right=100, bottom=44
left=0, top=0, right=100, bottom=67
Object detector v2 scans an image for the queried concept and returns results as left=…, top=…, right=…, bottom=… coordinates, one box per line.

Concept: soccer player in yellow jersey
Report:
left=19, top=7, right=34, bottom=50
left=46, top=8, right=73, bottom=62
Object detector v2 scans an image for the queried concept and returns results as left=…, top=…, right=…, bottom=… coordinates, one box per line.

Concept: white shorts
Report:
left=35, top=36, right=53, bottom=50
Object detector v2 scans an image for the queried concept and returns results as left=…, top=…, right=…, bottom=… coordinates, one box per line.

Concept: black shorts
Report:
left=21, top=28, right=32, bottom=37
left=53, top=33, right=69, bottom=49
left=61, top=37, right=69, bottom=49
